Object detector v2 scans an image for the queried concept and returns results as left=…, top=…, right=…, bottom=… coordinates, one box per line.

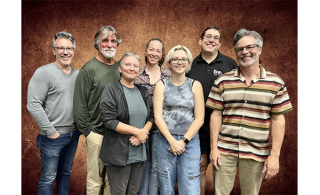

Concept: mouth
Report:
left=206, top=43, right=216, bottom=49
left=60, top=55, right=71, bottom=59
left=149, top=56, right=158, bottom=61
left=104, top=50, right=115, bottom=53
left=240, top=55, right=252, bottom=61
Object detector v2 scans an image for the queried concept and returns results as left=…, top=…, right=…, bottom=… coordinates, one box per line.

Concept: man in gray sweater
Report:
left=27, top=31, right=80, bottom=195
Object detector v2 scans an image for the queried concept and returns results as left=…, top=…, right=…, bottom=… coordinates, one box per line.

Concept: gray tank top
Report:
left=162, top=77, right=195, bottom=135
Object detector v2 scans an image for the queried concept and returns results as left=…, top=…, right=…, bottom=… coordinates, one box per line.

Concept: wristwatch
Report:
left=181, top=136, right=190, bottom=145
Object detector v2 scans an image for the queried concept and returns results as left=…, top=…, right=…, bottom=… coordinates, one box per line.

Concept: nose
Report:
left=106, top=40, right=113, bottom=48
left=62, top=48, right=68, bottom=54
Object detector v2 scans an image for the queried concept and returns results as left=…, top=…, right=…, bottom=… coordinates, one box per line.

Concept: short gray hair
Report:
left=119, top=52, right=141, bottom=68
left=233, top=28, right=263, bottom=49
left=94, top=25, right=122, bottom=50
left=53, top=31, right=76, bottom=49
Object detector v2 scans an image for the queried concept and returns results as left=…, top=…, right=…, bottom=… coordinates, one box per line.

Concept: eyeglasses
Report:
left=203, top=34, right=220, bottom=42
left=54, top=47, right=75, bottom=53
left=235, top=44, right=257, bottom=54
left=171, top=58, right=189, bottom=64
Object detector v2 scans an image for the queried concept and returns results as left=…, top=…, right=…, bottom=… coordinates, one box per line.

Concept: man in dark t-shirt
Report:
left=186, top=26, right=238, bottom=195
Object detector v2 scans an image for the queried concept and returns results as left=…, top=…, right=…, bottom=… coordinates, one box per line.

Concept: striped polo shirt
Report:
left=206, top=65, right=293, bottom=162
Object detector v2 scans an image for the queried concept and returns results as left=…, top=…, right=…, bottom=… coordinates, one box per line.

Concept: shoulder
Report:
left=189, top=78, right=202, bottom=89
left=80, top=58, right=100, bottom=71
left=219, top=53, right=237, bottom=64
left=264, top=69, right=286, bottom=84
left=192, top=54, right=202, bottom=63
left=33, top=63, right=56, bottom=76
left=160, top=66, right=172, bottom=76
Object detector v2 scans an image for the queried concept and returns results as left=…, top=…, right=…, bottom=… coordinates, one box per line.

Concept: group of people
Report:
left=27, top=25, right=293, bottom=195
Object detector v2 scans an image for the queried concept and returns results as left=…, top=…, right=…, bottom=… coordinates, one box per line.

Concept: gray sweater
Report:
left=27, top=63, right=78, bottom=136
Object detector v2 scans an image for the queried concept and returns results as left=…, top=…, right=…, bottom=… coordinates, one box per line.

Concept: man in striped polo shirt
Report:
left=206, top=28, right=293, bottom=195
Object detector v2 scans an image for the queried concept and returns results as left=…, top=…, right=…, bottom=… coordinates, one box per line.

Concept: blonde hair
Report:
left=165, top=45, right=193, bottom=73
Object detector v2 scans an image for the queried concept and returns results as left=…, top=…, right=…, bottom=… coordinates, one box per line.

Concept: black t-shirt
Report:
left=186, top=51, right=238, bottom=132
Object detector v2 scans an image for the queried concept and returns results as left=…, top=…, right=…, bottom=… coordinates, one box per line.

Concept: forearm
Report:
left=155, top=119, right=175, bottom=143
left=210, top=110, right=222, bottom=150
left=270, top=114, right=286, bottom=157
left=27, top=104, right=56, bottom=135
left=143, top=121, right=153, bottom=132
left=73, top=72, right=92, bottom=136
left=27, top=70, right=56, bottom=136
left=184, top=117, right=204, bottom=141
left=115, top=122, right=143, bottom=136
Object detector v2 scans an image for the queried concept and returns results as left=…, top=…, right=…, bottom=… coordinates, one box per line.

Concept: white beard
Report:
left=100, top=47, right=116, bottom=59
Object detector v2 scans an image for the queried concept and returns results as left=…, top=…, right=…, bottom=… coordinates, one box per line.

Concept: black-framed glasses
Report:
left=235, top=44, right=257, bottom=54
left=54, top=47, right=75, bottom=53
left=203, top=34, right=220, bottom=42
left=171, top=58, right=189, bottom=64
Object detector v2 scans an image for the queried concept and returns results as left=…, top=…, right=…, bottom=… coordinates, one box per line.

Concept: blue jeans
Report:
left=155, top=133, right=201, bottom=195
left=139, top=126, right=159, bottom=195
left=36, top=130, right=80, bottom=195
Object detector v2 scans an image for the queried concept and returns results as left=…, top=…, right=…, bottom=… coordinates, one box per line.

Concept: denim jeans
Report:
left=155, top=133, right=201, bottom=195
left=139, top=125, right=159, bottom=195
left=36, top=130, right=80, bottom=195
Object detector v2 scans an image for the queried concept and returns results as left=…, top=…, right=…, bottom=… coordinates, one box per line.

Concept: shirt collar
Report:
left=197, top=51, right=223, bottom=64
left=234, top=64, right=266, bottom=79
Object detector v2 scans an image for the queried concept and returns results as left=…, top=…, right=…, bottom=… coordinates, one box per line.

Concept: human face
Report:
left=235, top=35, right=262, bottom=67
left=53, top=38, right=74, bottom=67
left=169, top=49, right=190, bottom=74
left=119, top=56, right=140, bottom=82
left=145, top=40, right=163, bottom=66
left=199, top=29, right=221, bottom=55
left=99, top=31, right=118, bottom=59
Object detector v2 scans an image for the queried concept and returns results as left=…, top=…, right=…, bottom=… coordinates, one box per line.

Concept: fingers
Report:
left=210, top=150, right=221, bottom=170
left=168, top=147, right=185, bottom=156
left=263, top=163, right=279, bottom=179
left=213, top=159, right=220, bottom=170
left=262, top=161, right=279, bottom=179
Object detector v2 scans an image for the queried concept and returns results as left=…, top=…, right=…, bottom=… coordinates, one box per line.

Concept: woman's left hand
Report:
left=168, top=139, right=185, bottom=155
left=130, top=136, right=142, bottom=146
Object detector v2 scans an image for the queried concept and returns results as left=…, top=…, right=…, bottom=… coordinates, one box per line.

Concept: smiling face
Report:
left=98, top=31, right=118, bottom=59
left=168, top=49, right=191, bottom=74
left=145, top=40, right=163, bottom=66
left=53, top=38, right=74, bottom=67
left=199, top=29, right=221, bottom=55
left=235, top=35, right=262, bottom=67
left=119, top=55, right=140, bottom=82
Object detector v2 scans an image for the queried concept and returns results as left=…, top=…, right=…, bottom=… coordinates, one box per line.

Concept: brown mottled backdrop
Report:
left=22, top=0, right=297, bottom=194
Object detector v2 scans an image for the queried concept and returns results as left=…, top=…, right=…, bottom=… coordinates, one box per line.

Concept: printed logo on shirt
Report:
left=213, top=70, right=223, bottom=76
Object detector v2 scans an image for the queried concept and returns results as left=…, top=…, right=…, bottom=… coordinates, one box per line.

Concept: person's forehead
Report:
left=55, top=37, right=73, bottom=45
left=124, top=55, right=139, bottom=63
left=205, top=29, right=220, bottom=36
left=100, top=30, right=116, bottom=39
left=237, top=35, right=255, bottom=46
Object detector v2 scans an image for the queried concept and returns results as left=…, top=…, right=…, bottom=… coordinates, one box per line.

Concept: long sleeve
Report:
left=99, top=83, right=121, bottom=132
left=27, top=68, right=56, bottom=136
left=73, top=69, right=93, bottom=137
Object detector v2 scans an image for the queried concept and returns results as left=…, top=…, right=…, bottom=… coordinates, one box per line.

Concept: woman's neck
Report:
left=145, top=63, right=161, bottom=84
left=120, top=78, right=135, bottom=88
left=170, top=73, right=186, bottom=86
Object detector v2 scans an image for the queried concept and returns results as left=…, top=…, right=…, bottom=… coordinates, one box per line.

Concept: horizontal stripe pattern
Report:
left=206, top=66, right=293, bottom=162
